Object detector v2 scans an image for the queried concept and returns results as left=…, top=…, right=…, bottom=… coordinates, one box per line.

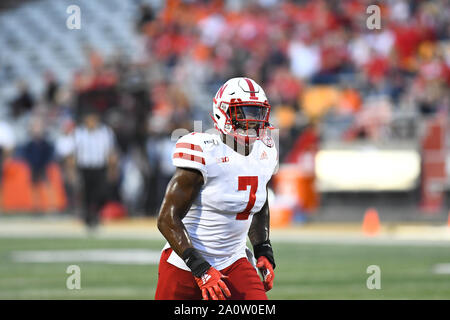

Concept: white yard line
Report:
left=10, top=249, right=161, bottom=264
left=432, top=264, right=450, bottom=274
left=0, top=219, right=449, bottom=247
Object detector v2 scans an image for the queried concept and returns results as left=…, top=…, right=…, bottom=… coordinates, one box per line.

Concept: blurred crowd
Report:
left=0, top=0, right=449, bottom=218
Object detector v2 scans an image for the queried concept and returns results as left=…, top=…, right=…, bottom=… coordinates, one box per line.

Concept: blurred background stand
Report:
left=0, top=0, right=448, bottom=228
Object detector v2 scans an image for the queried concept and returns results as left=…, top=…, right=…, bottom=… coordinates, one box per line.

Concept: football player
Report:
left=155, top=77, right=278, bottom=300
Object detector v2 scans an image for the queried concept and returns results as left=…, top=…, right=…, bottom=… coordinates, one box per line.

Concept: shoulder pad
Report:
left=176, top=132, right=221, bottom=152
left=185, top=132, right=220, bottom=151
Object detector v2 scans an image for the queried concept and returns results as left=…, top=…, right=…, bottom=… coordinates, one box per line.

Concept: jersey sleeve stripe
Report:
left=173, top=152, right=205, bottom=165
left=175, top=142, right=203, bottom=152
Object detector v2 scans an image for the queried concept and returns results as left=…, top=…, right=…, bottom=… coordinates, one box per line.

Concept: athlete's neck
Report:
left=221, top=133, right=254, bottom=156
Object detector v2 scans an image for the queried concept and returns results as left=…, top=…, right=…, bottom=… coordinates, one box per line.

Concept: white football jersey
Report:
left=162, top=131, right=278, bottom=271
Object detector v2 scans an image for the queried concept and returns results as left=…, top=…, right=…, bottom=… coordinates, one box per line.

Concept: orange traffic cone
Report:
left=447, top=211, right=450, bottom=228
left=362, top=208, right=380, bottom=236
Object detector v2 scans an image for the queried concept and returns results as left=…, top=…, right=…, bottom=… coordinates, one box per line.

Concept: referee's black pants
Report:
left=78, top=167, right=108, bottom=228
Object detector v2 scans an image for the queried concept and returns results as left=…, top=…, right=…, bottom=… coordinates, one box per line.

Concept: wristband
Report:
left=182, top=247, right=211, bottom=278
left=253, top=239, right=276, bottom=269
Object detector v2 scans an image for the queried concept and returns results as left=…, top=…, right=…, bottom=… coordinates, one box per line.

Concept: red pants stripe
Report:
left=155, top=248, right=267, bottom=300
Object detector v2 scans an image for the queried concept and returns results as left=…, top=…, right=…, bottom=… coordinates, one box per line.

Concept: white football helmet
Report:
left=211, top=77, right=272, bottom=143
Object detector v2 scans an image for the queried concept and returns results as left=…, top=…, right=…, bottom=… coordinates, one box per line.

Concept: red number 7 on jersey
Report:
left=236, top=176, right=258, bottom=220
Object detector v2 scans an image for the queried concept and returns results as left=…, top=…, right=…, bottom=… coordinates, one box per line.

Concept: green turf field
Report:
left=1, top=236, right=449, bottom=299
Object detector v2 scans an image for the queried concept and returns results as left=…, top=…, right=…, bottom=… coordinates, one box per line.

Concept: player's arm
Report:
left=157, top=167, right=231, bottom=300
left=157, top=167, right=202, bottom=257
left=248, top=186, right=276, bottom=291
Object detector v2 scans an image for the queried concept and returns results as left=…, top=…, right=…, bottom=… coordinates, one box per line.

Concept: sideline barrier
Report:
left=269, top=206, right=293, bottom=229
left=1, top=160, right=66, bottom=213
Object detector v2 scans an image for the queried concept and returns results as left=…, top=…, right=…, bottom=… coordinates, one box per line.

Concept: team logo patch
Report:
left=262, top=135, right=274, bottom=148
left=260, top=151, right=268, bottom=160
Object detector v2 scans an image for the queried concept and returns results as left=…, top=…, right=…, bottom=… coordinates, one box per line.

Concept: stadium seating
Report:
left=0, top=0, right=160, bottom=107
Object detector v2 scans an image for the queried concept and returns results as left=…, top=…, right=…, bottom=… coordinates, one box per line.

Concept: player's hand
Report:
left=194, top=267, right=231, bottom=300
left=256, top=256, right=274, bottom=291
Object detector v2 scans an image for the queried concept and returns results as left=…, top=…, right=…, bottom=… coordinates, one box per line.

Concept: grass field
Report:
left=1, top=224, right=450, bottom=299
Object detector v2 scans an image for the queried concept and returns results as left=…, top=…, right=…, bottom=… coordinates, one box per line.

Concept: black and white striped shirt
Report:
left=73, top=124, right=115, bottom=169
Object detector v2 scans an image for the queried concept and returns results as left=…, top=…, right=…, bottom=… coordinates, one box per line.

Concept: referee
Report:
left=71, top=110, right=118, bottom=230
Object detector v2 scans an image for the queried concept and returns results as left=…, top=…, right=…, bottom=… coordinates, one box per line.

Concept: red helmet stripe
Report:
left=244, top=78, right=258, bottom=100
left=216, top=83, right=228, bottom=99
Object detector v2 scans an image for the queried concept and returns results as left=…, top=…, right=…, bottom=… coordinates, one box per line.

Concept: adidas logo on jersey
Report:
left=260, top=151, right=268, bottom=160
